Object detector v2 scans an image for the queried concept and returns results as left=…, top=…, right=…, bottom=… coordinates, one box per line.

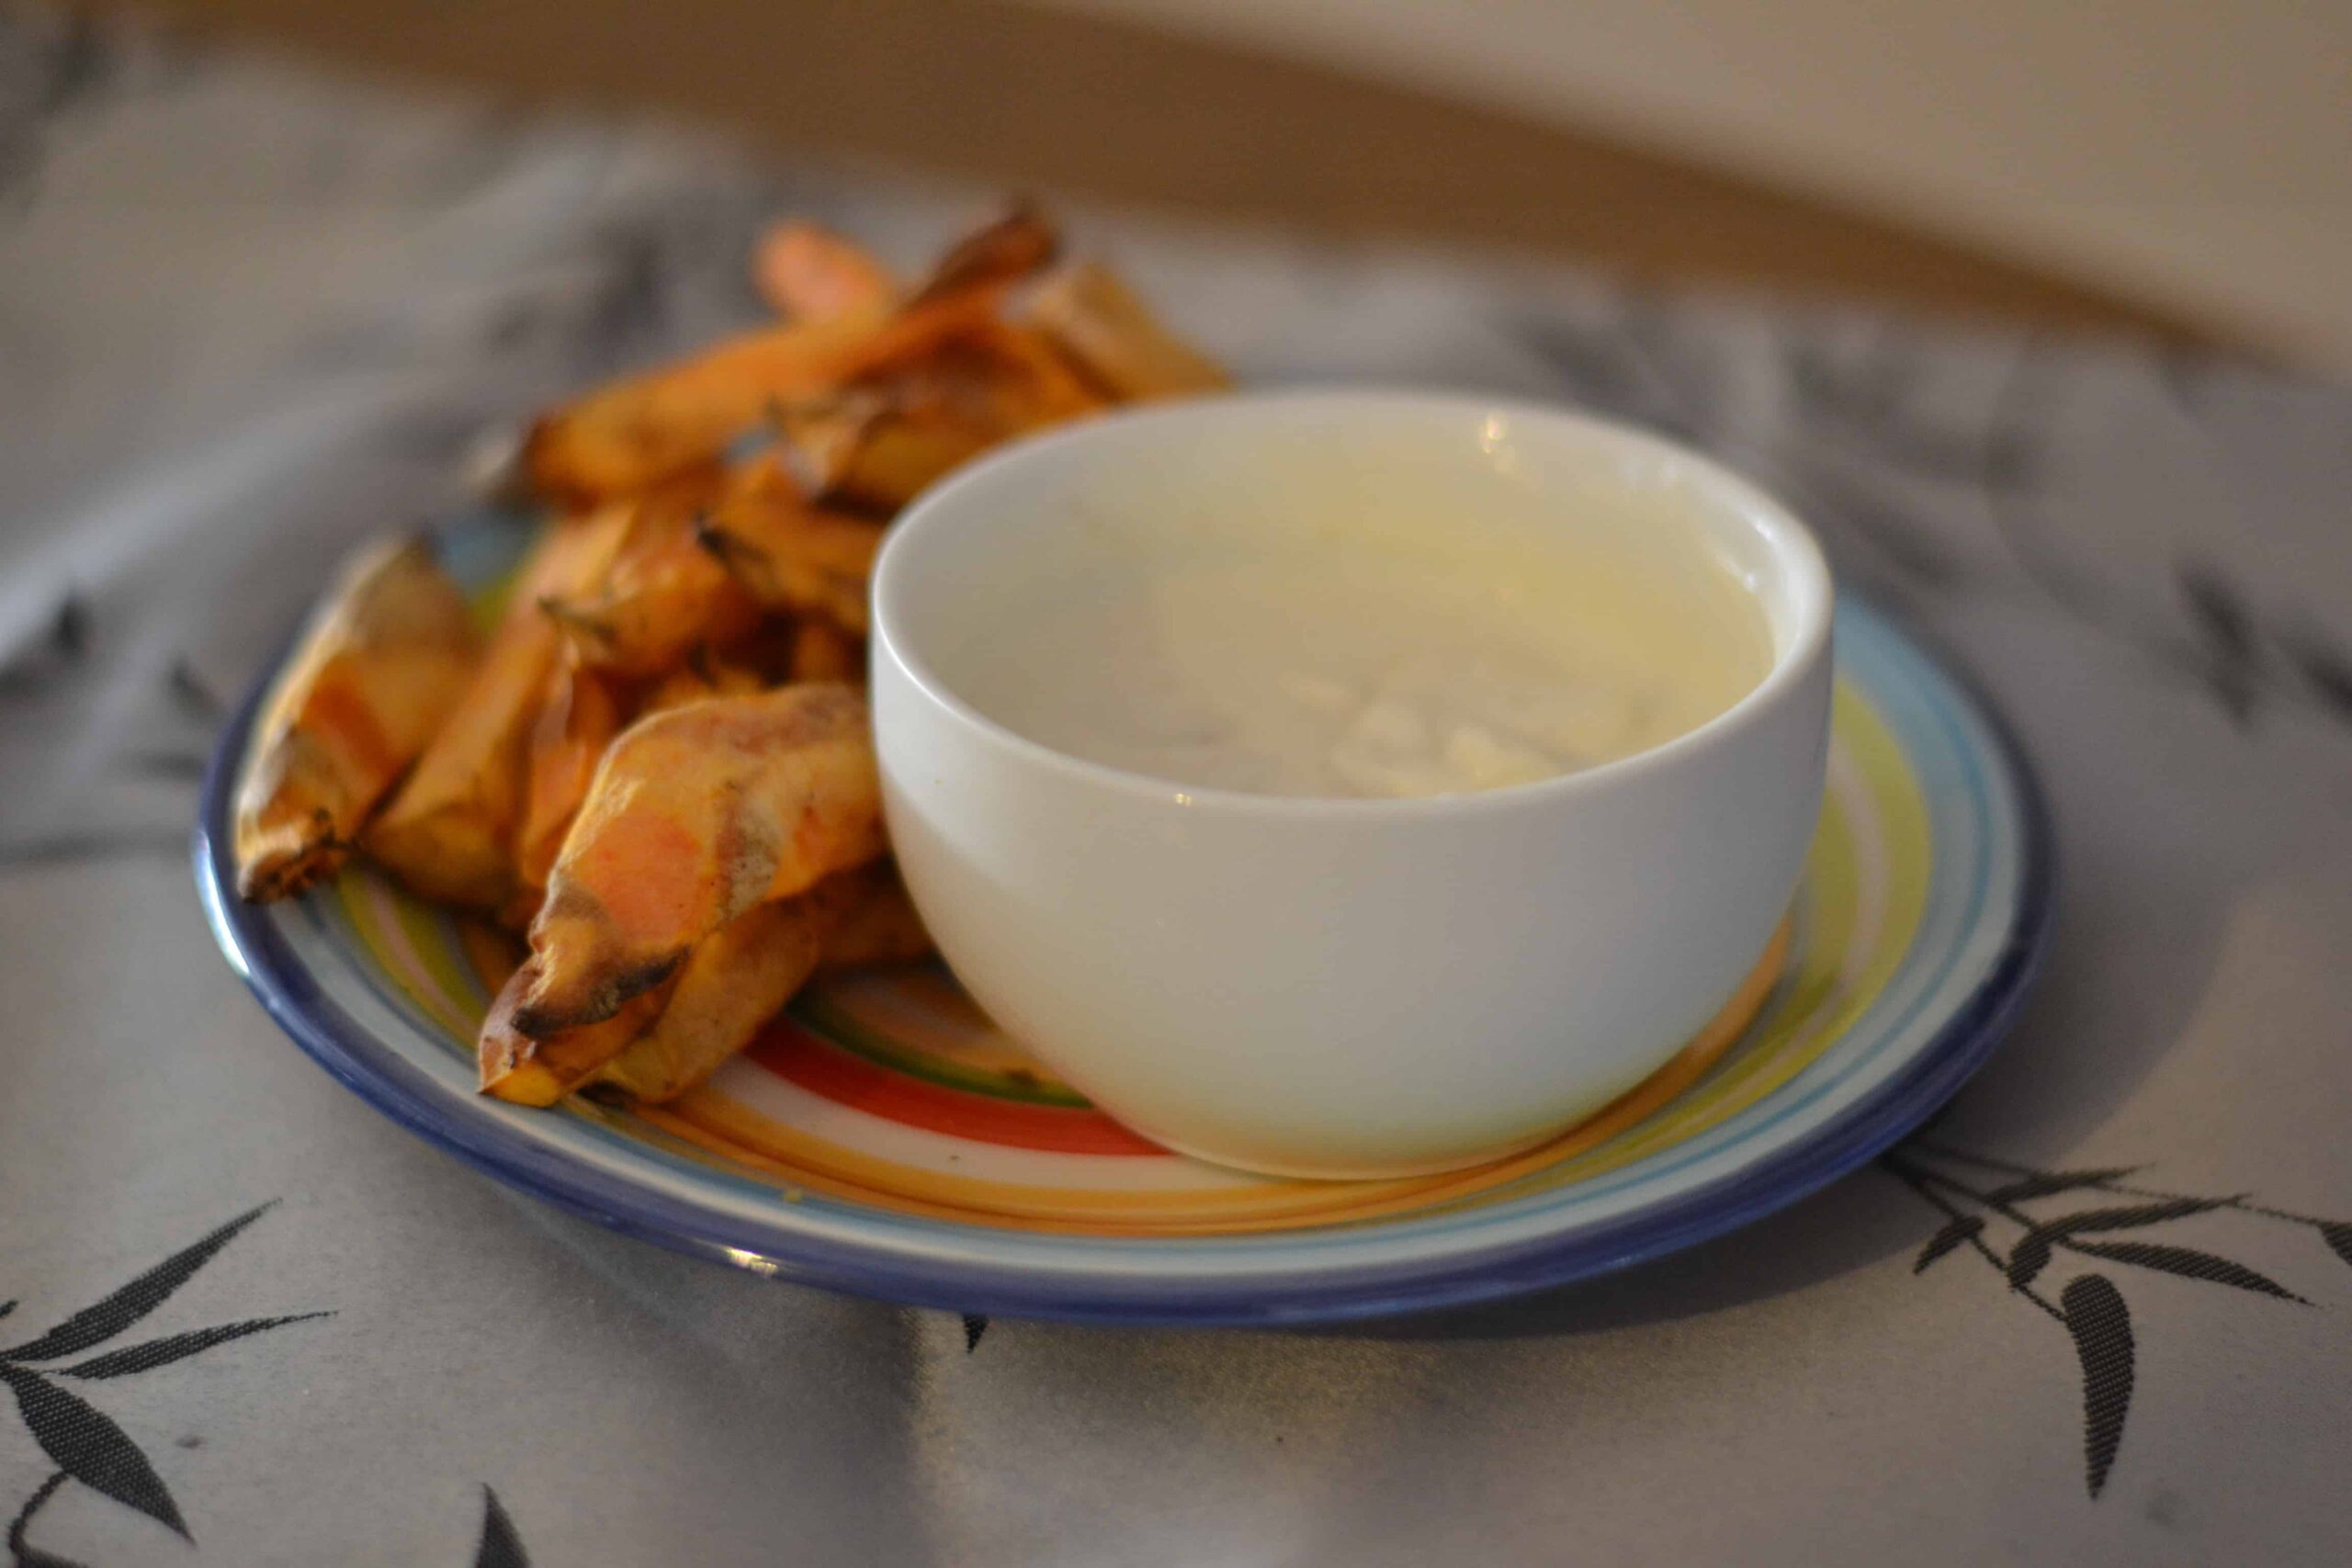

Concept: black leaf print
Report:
left=2007, top=1233, right=2052, bottom=1291
left=0, top=1201, right=325, bottom=1555
left=7, top=1537, right=82, bottom=1568
left=1984, top=1168, right=2141, bottom=1204
left=49, top=595, right=88, bottom=660
left=1792, top=465, right=1959, bottom=589
left=5, top=1472, right=85, bottom=1568
left=1791, top=351, right=1992, bottom=485
left=0, top=1368, right=186, bottom=1540
left=580, top=227, right=669, bottom=355
left=2068, top=1242, right=2303, bottom=1303
left=0, top=598, right=85, bottom=699
left=31, top=10, right=109, bottom=117
left=1889, top=1145, right=2350, bottom=1502
left=2176, top=562, right=2262, bottom=724
left=56, top=1314, right=333, bottom=1380
left=165, top=657, right=225, bottom=722
left=2280, top=628, right=2352, bottom=722
left=1508, top=313, right=1698, bottom=441
left=475, top=1485, right=530, bottom=1568
left=115, top=748, right=207, bottom=782
left=962, top=1314, right=989, bottom=1352
left=0, top=8, right=119, bottom=208
left=2044, top=1198, right=2233, bottom=1236
left=1977, top=346, right=2351, bottom=735
left=2060, top=1276, right=2133, bottom=1498
left=0, top=1201, right=275, bottom=1363
left=2177, top=562, right=2256, bottom=663
left=1913, top=1215, right=1984, bottom=1273
left=0, top=1302, right=13, bottom=1323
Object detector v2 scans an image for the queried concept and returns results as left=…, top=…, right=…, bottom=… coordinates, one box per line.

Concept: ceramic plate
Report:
left=197, top=511, right=2050, bottom=1325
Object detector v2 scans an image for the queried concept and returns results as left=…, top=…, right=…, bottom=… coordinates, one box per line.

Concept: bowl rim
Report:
left=870, top=386, right=1834, bottom=819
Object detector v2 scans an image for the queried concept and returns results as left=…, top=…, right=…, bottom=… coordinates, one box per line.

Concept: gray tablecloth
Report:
left=4, top=12, right=2349, bottom=1565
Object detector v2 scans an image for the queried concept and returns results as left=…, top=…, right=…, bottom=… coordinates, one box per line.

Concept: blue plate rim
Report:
left=195, top=592, right=2053, bottom=1327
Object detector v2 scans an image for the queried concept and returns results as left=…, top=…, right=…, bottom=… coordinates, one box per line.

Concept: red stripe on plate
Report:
left=745, top=1018, right=1168, bottom=1156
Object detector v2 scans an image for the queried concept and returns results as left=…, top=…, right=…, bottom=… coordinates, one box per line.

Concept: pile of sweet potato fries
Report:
left=232, top=206, right=1226, bottom=1108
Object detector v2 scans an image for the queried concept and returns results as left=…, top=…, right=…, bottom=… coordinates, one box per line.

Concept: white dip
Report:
left=937, top=446, right=1775, bottom=800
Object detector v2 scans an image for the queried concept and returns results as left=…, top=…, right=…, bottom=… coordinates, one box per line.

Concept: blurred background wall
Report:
left=145, top=0, right=2352, bottom=365
left=1036, top=0, right=2352, bottom=368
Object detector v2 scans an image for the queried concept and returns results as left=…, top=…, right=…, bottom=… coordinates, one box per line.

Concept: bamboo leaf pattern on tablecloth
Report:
left=2059, top=1276, right=2133, bottom=1497
left=0, top=1368, right=185, bottom=1539
left=1983, top=1168, right=2142, bottom=1204
left=56, top=1315, right=334, bottom=1380
left=1914, top=1215, right=1984, bottom=1273
left=1885, top=1145, right=2344, bottom=1499
left=0, top=1203, right=327, bottom=1563
left=0, top=1204, right=276, bottom=1364
left=2320, top=1223, right=2352, bottom=1271
left=4, top=1473, right=83, bottom=1568
left=474, top=1486, right=530, bottom=1568
left=2068, top=1242, right=2302, bottom=1302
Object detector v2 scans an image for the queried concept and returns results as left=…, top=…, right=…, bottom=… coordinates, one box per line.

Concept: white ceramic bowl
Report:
left=870, top=389, right=1833, bottom=1178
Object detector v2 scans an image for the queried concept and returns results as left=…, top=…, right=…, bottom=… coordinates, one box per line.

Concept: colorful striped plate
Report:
left=196, top=511, right=2049, bottom=1325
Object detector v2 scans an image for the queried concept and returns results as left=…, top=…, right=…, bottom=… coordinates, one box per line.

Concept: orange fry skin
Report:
left=364, top=520, right=621, bottom=909
left=753, top=220, right=898, bottom=321
left=771, top=394, right=997, bottom=514
left=521, top=288, right=1006, bottom=507
left=642, top=648, right=768, bottom=714
left=695, top=478, right=884, bottom=634
left=816, top=863, right=935, bottom=971
left=1025, top=260, right=1229, bottom=402
left=234, top=537, right=478, bottom=902
left=787, top=619, right=864, bottom=684
left=478, top=955, right=671, bottom=1106
left=588, top=872, right=867, bottom=1104
left=514, top=683, right=886, bottom=1036
left=907, top=203, right=1060, bottom=307
left=542, top=478, right=758, bottom=679
left=524, top=206, right=1058, bottom=505
left=769, top=321, right=1104, bottom=511
left=954, top=318, right=1110, bottom=424
left=514, top=653, right=623, bottom=893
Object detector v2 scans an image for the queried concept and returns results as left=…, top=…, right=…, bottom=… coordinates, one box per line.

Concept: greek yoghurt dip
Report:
left=940, top=457, right=1772, bottom=799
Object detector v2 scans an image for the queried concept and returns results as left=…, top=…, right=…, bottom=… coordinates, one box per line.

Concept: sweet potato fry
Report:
left=478, top=955, right=671, bottom=1106
left=514, top=652, right=623, bottom=893
left=514, top=683, right=887, bottom=1035
left=956, top=318, right=1109, bottom=423
left=767, top=320, right=1103, bottom=510
left=771, top=393, right=998, bottom=513
left=508, top=632, right=771, bottom=919
left=642, top=647, right=767, bottom=713
left=588, top=873, right=865, bottom=1103
left=524, top=206, right=1063, bottom=503
left=753, top=220, right=897, bottom=321
left=521, top=289, right=1003, bottom=506
left=1026, top=260, right=1228, bottom=401
left=235, top=537, right=478, bottom=902
left=695, top=478, right=884, bottom=633
left=364, top=521, right=621, bottom=908
left=788, top=619, right=864, bottom=684
left=817, top=863, right=934, bottom=971
left=907, top=203, right=1060, bottom=308
left=541, top=473, right=757, bottom=678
